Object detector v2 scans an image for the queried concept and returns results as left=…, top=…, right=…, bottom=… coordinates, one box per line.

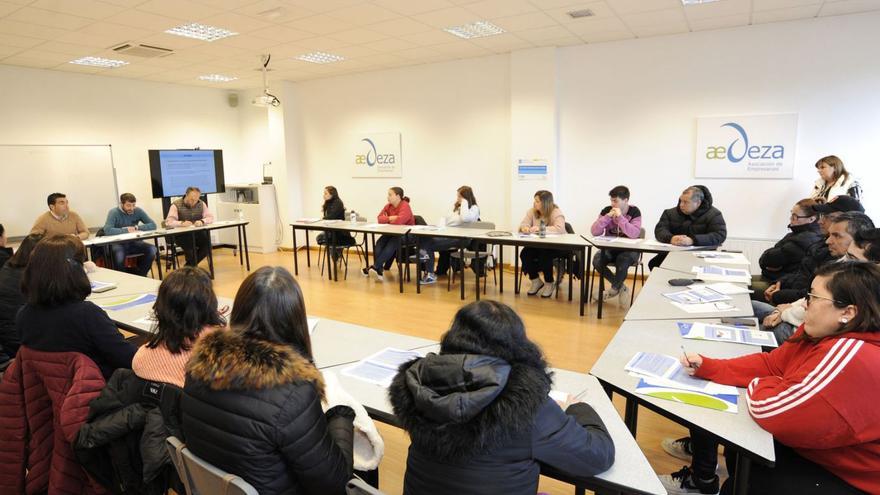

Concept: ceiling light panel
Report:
left=69, top=56, right=129, bottom=68
left=165, top=23, right=238, bottom=42
left=443, top=21, right=505, bottom=39
left=296, top=51, right=345, bottom=64
left=198, top=74, right=238, bottom=82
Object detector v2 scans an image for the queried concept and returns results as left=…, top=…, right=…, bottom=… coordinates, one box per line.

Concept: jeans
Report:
left=648, top=252, right=668, bottom=270
left=420, top=237, right=465, bottom=274
left=110, top=241, right=157, bottom=277
left=520, top=247, right=563, bottom=283
left=178, top=231, right=211, bottom=267
left=593, top=249, right=639, bottom=290
left=752, top=300, right=796, bottom=344
left=371, top=235, right=401, bottom=273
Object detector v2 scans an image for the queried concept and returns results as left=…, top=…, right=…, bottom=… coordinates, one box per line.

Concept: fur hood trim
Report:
left=186, top=330, right=324, bottom=399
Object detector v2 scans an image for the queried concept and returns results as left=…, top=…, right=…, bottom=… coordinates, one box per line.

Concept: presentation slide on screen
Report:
left=160, top=150, right=218, bottom=196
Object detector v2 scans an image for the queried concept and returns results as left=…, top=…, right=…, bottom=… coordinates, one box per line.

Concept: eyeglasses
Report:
left=805, top=292, right=843, bottom=306
left=790, top=212, right=814, bottom=219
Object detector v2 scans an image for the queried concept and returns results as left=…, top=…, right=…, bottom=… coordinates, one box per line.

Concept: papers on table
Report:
left=307, top=317, right=319, bottom=335
left=295, top=218, right=321, bottom=223
left=693, top=251, right=750, bottom=265
left=341, top=347, right=424, bottom=387
left=704, top=282, right=752, bottom=295
left=361, top=223, right=388, bottom=229
left=132, top=314, right=156, bottom=327
left=625, top=352, right=739, bottom=413
left=593, top=236, right=642, bottom=245
left=94, top=293, right=157, bottom=312
left=409, top=225, right=442, bottom=231
left=691, top=265, right=751, bottom=283
left=669, top=301, right=738, bottom=314
left=663, top=286, right=731, bottom=304
left=90, top=280, right=117, bottom=293
left=678, top=322, right=778, bottom=347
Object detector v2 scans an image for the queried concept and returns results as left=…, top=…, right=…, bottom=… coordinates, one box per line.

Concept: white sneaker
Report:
left=619, top=285, right=632, bottom=309
left=540, top=283, right=556, bottom=298
left=601, top=286, right=620, bottom=301
left=373, top=269, right=384, bottom=282
left=421, top=273, right=437, bottom=284
left=527, top=278, right=544, bottom=295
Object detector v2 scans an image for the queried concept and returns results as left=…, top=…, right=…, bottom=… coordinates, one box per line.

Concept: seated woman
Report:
left=182, top=266, right=354, bottom=495
left=362, top=187, right=414, bottom=282
left=389, top=300, right=615, bottom=495
left=758, top=198, right=822, bottom=284
left=663, top=262, right=880, bottom=495
left=132, top=266, right=225, bottom=388
left=419, top=185, right=481, bottom=284
left=0, top=233, right=43, bottom=365
left=17, top=235, right=136, bottom=379
left=318, top=186, right=357, bottom=261
left=519, top=190, right=567, bottom=297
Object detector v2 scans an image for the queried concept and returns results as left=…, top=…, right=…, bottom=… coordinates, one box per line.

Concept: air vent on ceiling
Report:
left=112, top=43, right=173, bottom=58
left=567, top=9, right=595, bottom=19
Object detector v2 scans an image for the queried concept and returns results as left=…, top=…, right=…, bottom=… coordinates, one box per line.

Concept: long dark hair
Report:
left=229, top=266, right=313, bottom=360
left=322, top=186, right=343, bottom=215
left=21, top=235, right=91, bottom=307
left=147, top=266, right=225, bottom=354
left=390, top=186, right=410, bottom=203
left=454, top=185, right=477, bottom=212
left=795, top=262, right=880, bottom=342
left=533, top=190, right=556, bottom=220
left=440, top=300, right=550, bottom=378
left=853, top=229, right=880, bottom=263
left=6, top=233, right=44, bottom=269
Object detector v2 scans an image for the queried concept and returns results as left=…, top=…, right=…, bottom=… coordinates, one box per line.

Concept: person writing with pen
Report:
left=662, top=262, right=880, bottom=495
left=165, top=186, right=214, bottom=267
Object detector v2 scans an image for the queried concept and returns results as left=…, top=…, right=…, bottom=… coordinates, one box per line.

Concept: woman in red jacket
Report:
left=675, top=261, right=880, bottom=495
left=362, top=186, right=414, bottom=282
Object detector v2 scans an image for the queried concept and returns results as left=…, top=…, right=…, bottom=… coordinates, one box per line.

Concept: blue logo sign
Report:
left=355, top=137, right=396, bottom=167
left=705, top=122, right=784, bottom=163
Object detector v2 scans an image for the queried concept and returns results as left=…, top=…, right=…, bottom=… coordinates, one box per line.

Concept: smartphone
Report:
left=721, top=317, right=757, bottom=327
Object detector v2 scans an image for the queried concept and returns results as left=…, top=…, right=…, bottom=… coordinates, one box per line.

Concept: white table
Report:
left=590, top=319, right=775, bottom=495
left=310, top=319, right=437, bottom=369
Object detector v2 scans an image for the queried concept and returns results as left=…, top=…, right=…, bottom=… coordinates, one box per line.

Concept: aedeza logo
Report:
left=355, top=138, right=396, bottom=167
left=705, top=122, right=784, bottom=163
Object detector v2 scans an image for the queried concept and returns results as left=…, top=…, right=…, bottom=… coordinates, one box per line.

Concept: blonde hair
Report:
left=815, top=155, right=849, bottom=183
left=533, top=190, right=556, bottom=220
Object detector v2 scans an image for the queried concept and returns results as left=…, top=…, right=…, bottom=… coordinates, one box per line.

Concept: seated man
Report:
left=165, top=186, right=214, bottom=267
left=764, top=196, right=866, bottom=305
left=102, top=193, right=157, bottom=277
left=757, top=198, right=822, bottom=283
left=30, top=192, right=90, bottom=240
left=650, top=185, right=726, bottom=270
left=590, top=185, right=642, bottom=306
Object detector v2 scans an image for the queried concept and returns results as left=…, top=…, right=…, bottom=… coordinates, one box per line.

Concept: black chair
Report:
left=589, top=227, right=646, bottom=306
left=317, top=219, right=366, bottom=280
left=517, top=222, right=578, bottom=300
left=448, top=221, right=498, bottom=295
left=401, top=215, right=427, bottom=282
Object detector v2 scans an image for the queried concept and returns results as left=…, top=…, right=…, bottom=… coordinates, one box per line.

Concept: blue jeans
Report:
left=752, top=300, right=796, bottom=344
left=110, top=241, right=157, bottom=277
left=371, top=235, right=401, bottom=273
left=593, top=249, right=639, bottom=291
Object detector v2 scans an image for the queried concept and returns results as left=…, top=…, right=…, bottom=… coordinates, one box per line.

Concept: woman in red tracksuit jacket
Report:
left=682, top=261, right=880, bottom=495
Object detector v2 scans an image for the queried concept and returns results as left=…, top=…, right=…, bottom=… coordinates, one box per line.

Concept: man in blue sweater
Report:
left=102, top=193, right=157, bottom=276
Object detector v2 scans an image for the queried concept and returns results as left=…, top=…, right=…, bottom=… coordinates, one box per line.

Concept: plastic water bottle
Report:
left=350, top=210, right=357, bottom=223
left=539, top=219, right=546, bottom=238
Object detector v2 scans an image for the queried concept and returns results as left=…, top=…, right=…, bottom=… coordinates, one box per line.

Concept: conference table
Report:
left=84, top=219, right=251, bottom=280
left=290, top=220, right=592, bottom=316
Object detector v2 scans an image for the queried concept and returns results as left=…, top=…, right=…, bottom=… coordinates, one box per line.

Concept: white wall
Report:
left=274, top=55, right=511, bottom=245
left=0, top=65, right=246, bottom=225
left=557, top=11, right=880, bottom=240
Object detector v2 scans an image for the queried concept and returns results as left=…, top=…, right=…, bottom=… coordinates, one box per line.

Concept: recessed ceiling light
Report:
left=567, top=9, right=595, bottom=19
left=444, top=21, right=505, bottom=39
left=198, top=74, right=238, bottom=82
left=165, top=22, right=238, bottom=42
left=69, top=56, right=129, bottom=68
left=681, top=0, right=720, bottom=5
left=296, top=52, right=345, bottom=64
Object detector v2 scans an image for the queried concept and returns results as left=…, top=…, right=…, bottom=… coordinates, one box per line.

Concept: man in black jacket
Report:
left=650, top=185, right=727, bottom=270
left=0, top=224, right=11, bottom=270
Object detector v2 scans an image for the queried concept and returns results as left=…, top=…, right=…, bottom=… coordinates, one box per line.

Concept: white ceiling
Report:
left=0, top=0, right=878, bottom=89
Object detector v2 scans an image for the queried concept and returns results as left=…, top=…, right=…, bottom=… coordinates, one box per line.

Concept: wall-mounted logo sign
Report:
left=352, top=132, right=402, bottom=178
left=695, top=114, right=797, bottom=179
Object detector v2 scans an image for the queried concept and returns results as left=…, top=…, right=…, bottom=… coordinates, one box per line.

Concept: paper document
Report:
left=593, top=236, right=642, bottom=245
left=361, top=223, right=387, bottom=229
left=663, top=287, right=731, bottom=304
left=703, top=282, right=752, bottom=295
left=295, top=218, right=321, bottom=223
left=90, top=280, right=117, bottom=293
left=409, top=225, right=442, bottom=231
left=341, top=348, right=424, bottom=387
left=624, top=352, right=738, bottom=396
left=635, top=379, right=739, bottom=413
left=692, top=265, right=751, bottom=283
left=94, top=293, right=157, bottom=312
left=678, top=322, right=778, bottom=347
left=670, top=301, right=738, bottom=314
left=693, top=251, right=750, bottom=265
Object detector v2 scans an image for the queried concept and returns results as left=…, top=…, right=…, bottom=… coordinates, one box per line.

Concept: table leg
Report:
left=499, top=244, right=504, bottom=293
left=371, top=233, right=376, bottom=267
left=475, top=250, right=481, bottom=301
left=305, top=230, right=311, bottom=267
left=242, top=224, right=250, bottom=271
left=460, top=246, right=466, bottom=301
left=206, top=232, right=215, bottom=279
left=623, top=397, right=638, bottom=436
left=326, top=232, right=334, bottom=281
left=237, top=225, right=243, bottom=266
left=568, top=250, right=574, bottom=302
left=363, top=233, right=370, bottom=269
left=733, top=453, right=751, bottom=495
left=397, top=238, right=404, bottom=294
left=514, top=246, right=521, bottom=294
left=597, top=249, right=605, bottom=320
left=416, top=236, right=421, bottom=294
left=292, top=227, right=299, bottom=275
left=579, top=246, right=586, bottom=317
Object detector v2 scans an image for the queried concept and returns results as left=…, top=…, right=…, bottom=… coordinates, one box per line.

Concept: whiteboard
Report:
left=0, top=145, right=118, bottom=238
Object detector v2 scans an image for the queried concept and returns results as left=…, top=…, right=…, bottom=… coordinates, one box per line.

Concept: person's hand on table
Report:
left=764, top=282, right=780, bottom=302
left=670, top=235, right=694, bottom=246
left=762, top=311, right=782, bottom=328
left=180, top=221, right=193, bottom=227
left=194, top=220, right=204, bottom=227
left=126, top=227, right=137, bottom=233
left=680, top=354, right=703, bottom=375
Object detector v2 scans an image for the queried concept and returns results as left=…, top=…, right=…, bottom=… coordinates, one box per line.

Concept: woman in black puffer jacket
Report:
left=389, top=300, right=615, bottom=495
left=759, top=199, right=822, bottom=282
left=181, top=267, right=354, bottom=495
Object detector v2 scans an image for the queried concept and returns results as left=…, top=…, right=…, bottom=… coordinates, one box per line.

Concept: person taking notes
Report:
left=102, top=193, right=157, bottom=276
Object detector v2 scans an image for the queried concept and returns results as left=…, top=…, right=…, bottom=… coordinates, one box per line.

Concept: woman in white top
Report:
left=420, top=186, right=481, bottom=284
left=811, top=155, right=862, bottom=202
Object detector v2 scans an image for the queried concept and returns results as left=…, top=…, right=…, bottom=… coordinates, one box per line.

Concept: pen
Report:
left=681, top=345, right=699, bottom=370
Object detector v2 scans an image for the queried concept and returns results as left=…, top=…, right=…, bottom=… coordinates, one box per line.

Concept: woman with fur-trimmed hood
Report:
left=388, top=300, right=615, bottom=495
left=181, top=267, right=354, bottom=495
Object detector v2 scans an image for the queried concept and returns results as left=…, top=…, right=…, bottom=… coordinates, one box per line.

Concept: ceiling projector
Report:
left=252, top=92, right=280, bottom=107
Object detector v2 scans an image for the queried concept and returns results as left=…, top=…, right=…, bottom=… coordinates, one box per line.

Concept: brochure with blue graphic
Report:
left=635, top=379, right=739, bottom=413
left=691, top=265, right=751, bottom=283
left=94, top=293, right=157, bottom=312
left=90, top=280, right=117, bottom=293
left=663, top=287, right=731, bottom=304
left=677, top=322, right=778, bottom=347
left=693, top=251, right=750, bottom=265
left=625, top=351, right=740, bottom=413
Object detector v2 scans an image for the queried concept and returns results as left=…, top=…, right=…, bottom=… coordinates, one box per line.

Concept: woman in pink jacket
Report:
left=519, top=190, right=566, bottom=298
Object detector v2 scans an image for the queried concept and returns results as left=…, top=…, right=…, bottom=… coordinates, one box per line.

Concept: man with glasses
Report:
left=650, top=185, right=727, bottom=270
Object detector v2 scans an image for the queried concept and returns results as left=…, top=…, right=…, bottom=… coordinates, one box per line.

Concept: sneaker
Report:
left=419, top=249, right=430, bottom=261
left=361, top=267, right=370, bottom=277
left=658, top=466, right=719, bottom=495
left=527, top=278, right=545, bottom=295
left=661, top=437, right=693, bottom=461
left=619, top=284, right=632, bottom=309
left=602, top=286, right=620, bottom=301
left=540, top=283, right=557, bottom=298
left=373, top=269, right=384, bottom=282
left=422, top=273, right=437, bottom=284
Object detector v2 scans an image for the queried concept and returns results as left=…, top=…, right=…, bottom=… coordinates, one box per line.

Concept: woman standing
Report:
left=811, top=155, right=862, bottom=202
left=519, top=190, right=566, bottom=297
